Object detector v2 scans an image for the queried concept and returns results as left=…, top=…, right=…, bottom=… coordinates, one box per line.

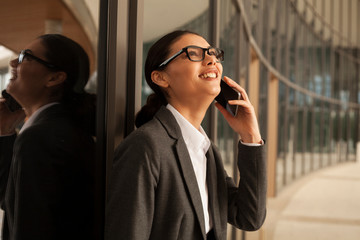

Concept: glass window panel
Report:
left=218, top=0, right=237, bottom=189
left=304, top=105, right=312, bottom=173
left=295, top=101, right=304, bottom=178
left=259, top=63, right=268, bottom=139
left=347, top=110, right=356, bottom=160
left=313, top=99, right=321, bottom=169
left=0, top=0, right=101, bottom=234
left=286, top=102, right=295, bottom=184
left=142, top=0, right=210, bottom=105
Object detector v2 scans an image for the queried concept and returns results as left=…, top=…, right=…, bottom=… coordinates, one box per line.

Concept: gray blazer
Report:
left=105, top=106, right=267, bottom=240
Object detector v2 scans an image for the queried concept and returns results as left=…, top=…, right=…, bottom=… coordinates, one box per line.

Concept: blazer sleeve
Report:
left=0, top=134, right=16, bottom=208
left=105, top=132, right=159, bottom=240
left=227, top=140, right=267, bottom=231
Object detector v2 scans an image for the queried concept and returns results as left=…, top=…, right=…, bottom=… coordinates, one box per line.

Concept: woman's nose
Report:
left=9, top=58, right=18, bottom=67
left=204, top=53, right=217, bottom=66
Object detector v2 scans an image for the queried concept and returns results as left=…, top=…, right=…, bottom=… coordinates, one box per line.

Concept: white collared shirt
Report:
left=19, top=102, right=59, bottom=134
left=166, top=104, right=263, bottom=233
left=166, top=104, right=212, bottom=233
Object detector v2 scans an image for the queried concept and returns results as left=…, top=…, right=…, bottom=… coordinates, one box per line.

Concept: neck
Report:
left=23, top=100, right=57, bottom=117
left=169, top=99, right=212, bottom=130
left=23, top=91, right=63, bottom=117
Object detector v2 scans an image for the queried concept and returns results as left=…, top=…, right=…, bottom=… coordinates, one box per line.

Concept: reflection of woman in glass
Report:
left=106, top=30, right=267, bottom=240
left=0, top=34, right=96, bottom=239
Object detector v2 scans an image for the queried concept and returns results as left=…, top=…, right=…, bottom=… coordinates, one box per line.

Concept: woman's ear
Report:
left=46, top=72, right=67, bottom=88
left=151, top=71, right=169, bottom=88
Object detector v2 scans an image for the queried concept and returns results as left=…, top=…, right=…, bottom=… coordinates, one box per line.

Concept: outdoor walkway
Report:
left=247, top=161, right=360, bottom=240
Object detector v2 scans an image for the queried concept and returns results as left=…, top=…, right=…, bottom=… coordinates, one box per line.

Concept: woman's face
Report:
left=7, top=38, right=54, bottom=107
left=160, top=34, right=223, bottom=107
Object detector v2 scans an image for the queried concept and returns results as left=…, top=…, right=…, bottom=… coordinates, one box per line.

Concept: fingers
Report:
left=214, top=102, right=233, bottom=119
left=216, top=76, right=262, bottom=142
left=221, top=76, right=256, bottom=116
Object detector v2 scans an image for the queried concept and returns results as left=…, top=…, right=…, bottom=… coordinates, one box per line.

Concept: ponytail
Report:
left=38, top=34, right=95, bottom=136
left=136, top=30, right=198, bottom=128
left=135, top=92, right=167, bottom=128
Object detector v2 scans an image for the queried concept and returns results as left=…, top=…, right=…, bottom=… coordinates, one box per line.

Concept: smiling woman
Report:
left=105, top=30, right=267, bottom=240
left=0, top=34, right=96, bottom=240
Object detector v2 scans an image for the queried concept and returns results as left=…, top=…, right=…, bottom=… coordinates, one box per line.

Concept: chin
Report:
left=211, top=85, right=221, bottom=96
left=6, top=84, right=13, bottom=94
left=6, top=85, right=19, bottom=100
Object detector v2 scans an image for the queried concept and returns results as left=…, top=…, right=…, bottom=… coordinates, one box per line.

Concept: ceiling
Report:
left=0, top=0, right=95, bottom=71
left=0, top=0, right=215, bottom=71
left=143, top=0, right=209, bottom=42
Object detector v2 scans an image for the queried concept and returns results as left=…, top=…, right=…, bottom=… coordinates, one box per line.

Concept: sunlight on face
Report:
left=162, top=33, right=223, bottom=109
left=7, top=39, right=54, bottom=107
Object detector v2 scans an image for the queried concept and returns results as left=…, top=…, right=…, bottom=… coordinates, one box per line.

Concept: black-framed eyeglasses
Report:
left=18, top=49, right=58, bottom=69
left=158, top=45, right=224, bottom=68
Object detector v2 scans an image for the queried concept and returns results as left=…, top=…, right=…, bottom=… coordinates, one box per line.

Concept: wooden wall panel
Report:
left=0, top=0, right=95, bottom=72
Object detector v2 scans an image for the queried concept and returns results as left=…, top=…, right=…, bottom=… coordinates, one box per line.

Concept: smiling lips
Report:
left=199, top=72, right=218, bottom=79
left=10, top=69, right=17, bottom=81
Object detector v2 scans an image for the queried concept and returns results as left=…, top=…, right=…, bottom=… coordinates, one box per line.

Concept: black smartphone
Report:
left=215, top=80, right=241, bottom=116
left=1, top=89, right=22, bottom=112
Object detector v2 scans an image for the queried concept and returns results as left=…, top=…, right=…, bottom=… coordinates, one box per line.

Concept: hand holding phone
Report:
left=215, top=80, right=241, bottom=116
left=1, top=89, right=22, bottom=112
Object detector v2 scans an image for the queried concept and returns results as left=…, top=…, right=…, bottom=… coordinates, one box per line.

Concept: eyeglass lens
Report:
left=187, top=47, right=223, bottom=62
left=18, top=51, right=25, bottom=63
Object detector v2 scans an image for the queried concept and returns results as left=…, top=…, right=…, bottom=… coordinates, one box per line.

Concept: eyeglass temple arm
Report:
left=158, top=49, right=184, bottom=68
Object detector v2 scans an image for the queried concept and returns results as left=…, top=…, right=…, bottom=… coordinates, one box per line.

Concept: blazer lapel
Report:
left=206, top=146, right=221, bottom=238
left=208, top=145, right=228, bottom=239
left=155, top=106, right=207, bottom=237
left=175, top=141, right=206, bottom=236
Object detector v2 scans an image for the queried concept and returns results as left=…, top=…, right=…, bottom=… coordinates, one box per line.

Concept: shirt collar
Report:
left=19, top=102, right=60, bottom=134
left=166, top=104, right=210, bottom=153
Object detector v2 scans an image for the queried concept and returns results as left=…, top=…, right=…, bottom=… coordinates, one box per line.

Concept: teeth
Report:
left=200, top=72, right=217, bottom=78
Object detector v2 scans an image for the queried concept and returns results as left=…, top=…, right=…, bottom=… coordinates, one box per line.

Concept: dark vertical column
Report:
left=233, top=10, right=241, bottom=240
left=346, top=0, right=353, bottom=161
left=329, top=0, right=335, bottom=165
left=291, top=1, right=299, bottom=180
left=233, top=2, right=242, bottom=184
left=96, top=0, right=116, bottom=238
left=272, top=0, right=283, bottom=187
left=309, top=7, right=315, bottom=172
left=207, top=0, right=220, bottom=142
left=356, top=0, right=360, bottom=151
left=319, top=0, right=326, bottom=168
left=301, top=3, right=308, bottom=175
left=242, top=0, right=251, bottom=95
left=348, top=0, right=352, bottom=47
left=283, top=0, right=290, bottom=185
left=125, top=0, right=144, bottom=137
left=338, top=1, right=343, bottom=163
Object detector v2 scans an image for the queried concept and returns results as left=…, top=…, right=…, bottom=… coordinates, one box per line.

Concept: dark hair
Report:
left=38, top=34, right=96, bottom=135
left=135, top=30, right=200, bottom=128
